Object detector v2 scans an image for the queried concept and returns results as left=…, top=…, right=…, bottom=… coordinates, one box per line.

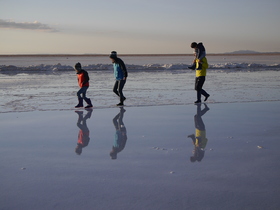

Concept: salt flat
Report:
left=1, top=102, right=280, bottom=210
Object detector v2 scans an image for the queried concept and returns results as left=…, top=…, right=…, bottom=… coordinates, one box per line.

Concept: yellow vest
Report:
left=196, top=57, right=208, bottom=77
left=195, top=129, right=208, bottom=149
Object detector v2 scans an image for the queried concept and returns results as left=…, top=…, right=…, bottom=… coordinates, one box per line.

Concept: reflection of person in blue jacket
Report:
left=110, top=107, right=127, bottom=159
left=188, top=103, right=209, bottom=162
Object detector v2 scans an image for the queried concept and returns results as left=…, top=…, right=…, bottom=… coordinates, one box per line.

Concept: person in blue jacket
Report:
left=110, top=51, right=128, bottom=106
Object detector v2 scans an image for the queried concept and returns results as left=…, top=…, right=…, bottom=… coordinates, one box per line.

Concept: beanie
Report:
left=75, top=62, right=82, bottom=70
left=109, top=51, right=117, bottom=59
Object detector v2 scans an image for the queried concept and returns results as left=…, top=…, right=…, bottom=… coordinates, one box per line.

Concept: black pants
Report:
left=195, top=76, right=209, bottom=102
left=113, top=80, right=126, bottom=102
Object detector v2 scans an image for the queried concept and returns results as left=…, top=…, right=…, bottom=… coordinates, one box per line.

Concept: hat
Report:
left=109, top=51, right=117, bottom=59
left=75, top=62, right=82, bottom=70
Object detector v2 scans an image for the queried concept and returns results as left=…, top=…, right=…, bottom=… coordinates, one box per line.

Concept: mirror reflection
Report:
left=188, top=104, right=209, bottom=162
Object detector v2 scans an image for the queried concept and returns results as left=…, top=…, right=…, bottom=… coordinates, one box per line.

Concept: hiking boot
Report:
left=116, top=103, right=124, bottom=106
left=84, top=98, right=93, bottom=108
left=75, top=98, right=83, bottom=108
left=85, top=105, right=93, bottom=109
left=204, top=94, right=210, bottom=102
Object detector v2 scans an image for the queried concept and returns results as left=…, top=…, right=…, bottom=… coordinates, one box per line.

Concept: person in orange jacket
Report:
left=74, top=62, right=93, bottom=108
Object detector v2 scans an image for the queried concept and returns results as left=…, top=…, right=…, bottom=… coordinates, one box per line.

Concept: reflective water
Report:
left=1, top=102, right=280, bottom=210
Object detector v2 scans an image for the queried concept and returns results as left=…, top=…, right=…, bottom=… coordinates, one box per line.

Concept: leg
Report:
left=118, top=80, right=126, bottom=103
left=197, top=75, right=209, bottom=101
left=196, top=90, right=202, bottom=103
left=113, top=80, right=120, bottom=97
left=201, top=89, right=210, bottom=102
left=80, top=87, right=92, bottom=108
left=80, top=87, right=89, bottom=101
left=76, top=88, right=85, bottom=108
left=194, top=77, right=205, bottom=103
left=188, top=62, right=196, bottom=70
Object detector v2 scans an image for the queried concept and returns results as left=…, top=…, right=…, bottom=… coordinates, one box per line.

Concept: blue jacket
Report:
left=113, top=58, right=128, bottom=80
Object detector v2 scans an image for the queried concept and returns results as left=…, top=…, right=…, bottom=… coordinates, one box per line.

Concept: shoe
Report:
left=85, top=105, right=93, bottom=109
left=75, top=105, right=83, bottom=108
left=204, top=95, right=210, bottom=102
left=116, top=103, right=124, bottom=106
left=75, top=98, right=83, bottom=108
left=188, top=63, right=196, bottom=70
left=84, top=98, right=93, bottom=108
left=194, top=100, right=201, bottom=104
left=123, top=97, right=126, bottom=101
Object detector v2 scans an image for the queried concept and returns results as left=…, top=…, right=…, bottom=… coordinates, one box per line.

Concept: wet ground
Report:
left=1, top=102, right=280, bottom=210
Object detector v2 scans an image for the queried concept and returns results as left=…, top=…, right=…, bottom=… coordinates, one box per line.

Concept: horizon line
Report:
left=1, top=52, right=280, bottom=57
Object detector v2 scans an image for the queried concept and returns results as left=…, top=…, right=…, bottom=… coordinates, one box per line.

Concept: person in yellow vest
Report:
left=188, top=103, right=209, bottom=162
left=193, top=56, right=210, bottom=104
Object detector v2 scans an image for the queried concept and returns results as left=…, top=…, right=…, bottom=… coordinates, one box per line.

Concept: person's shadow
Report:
left=188, top=104, right=209, bottom=162
left=75, top=110, right=92, bottom=155
left=110, top=107, right=127, bottom=160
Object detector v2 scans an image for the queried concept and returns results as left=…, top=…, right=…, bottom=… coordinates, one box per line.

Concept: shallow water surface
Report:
left=1, top=102, right=280, bottom=210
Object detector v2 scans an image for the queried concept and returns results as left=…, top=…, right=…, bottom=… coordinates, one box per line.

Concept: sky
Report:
left=1, top=0, right=280, bottom=54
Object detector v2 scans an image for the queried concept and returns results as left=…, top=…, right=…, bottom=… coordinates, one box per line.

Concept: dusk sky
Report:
left=1, top=0, right=280, bottom=54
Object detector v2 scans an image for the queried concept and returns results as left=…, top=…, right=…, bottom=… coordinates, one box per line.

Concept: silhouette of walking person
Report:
left=75, top=109, right=92, bottom=155
left=110, top=107, right=127, bottom=159
left=188, top=104, right=209, bottom=162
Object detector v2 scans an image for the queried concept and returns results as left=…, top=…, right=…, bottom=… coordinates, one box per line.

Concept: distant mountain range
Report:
left=224, top=50, right=280, bottom=54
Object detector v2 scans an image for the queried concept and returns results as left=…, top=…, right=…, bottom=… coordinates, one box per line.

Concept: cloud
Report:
left=0, top=19, right=58, bottom=32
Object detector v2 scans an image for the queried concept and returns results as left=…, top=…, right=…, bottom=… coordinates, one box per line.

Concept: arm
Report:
left=119, top=59, right=128, bottom=79
left=83, top=71, right=89, bottom=84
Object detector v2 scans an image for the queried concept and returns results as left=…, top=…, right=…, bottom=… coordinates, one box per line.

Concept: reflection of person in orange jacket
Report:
left=75, top=110, right=92, bottom=155
left=188, top=103, right=209, bottom=162
left=110, top=107, right=127, bottom=159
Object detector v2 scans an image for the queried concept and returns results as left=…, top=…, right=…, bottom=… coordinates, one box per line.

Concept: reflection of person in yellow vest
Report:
left=188, top=103, right=209, bottom=162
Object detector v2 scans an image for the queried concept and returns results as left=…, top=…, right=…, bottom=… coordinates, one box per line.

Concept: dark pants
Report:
left=113, top=80, right=126, bottom=102
left=77, top=86, right=89, bottom=100
left=195, top=76, right=209, bottom=102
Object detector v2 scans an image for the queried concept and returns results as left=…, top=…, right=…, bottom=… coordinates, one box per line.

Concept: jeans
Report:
left=77, top=86, right=89, bottom=100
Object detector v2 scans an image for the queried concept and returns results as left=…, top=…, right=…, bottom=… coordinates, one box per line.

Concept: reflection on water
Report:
left=110, top=107, right=127, bottom=159
left=188, top=104, right=209, bottom=162
left=75, top=110, right=92, bottom=155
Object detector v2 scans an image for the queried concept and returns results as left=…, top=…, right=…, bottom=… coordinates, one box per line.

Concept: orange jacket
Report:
left=77, top=70, right=89, bottom=87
